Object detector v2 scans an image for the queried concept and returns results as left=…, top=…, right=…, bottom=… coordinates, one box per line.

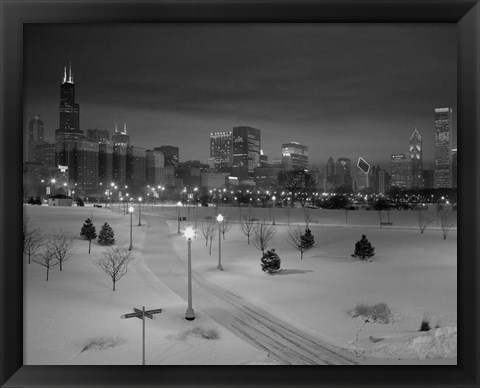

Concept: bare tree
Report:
left=48, top=233, right=75, bottom=271
left=417, top=211, right=433, bottom=234
left=285, top=207, right=291, bottom=226
left=287, top=227, right=315, bottom=260
left=440, top=208, right=455, bottom=240
left=240, top=216, right=256, bottom=245
left=252, top=222, right=276, bottom=254
left=200, top=219, right=215, bottom=247
left=23, top=218, right=42, bottom=264
left=435, top=203, right=444, bottom=225
left=95, top=246, right=135, bottom=291
left=220, top=216, right=234, bottom=240
left=33, top=247, right=58, bottom=281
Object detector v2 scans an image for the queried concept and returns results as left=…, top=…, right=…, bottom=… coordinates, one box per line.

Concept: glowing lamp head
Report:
left=177, top=201, right=182, bottom=206
left=184, top=226, right=195, bottom=240
left=128, top=206, right=134, bottom=213
left=138, top=197, right=142, bottom=202
left=216, top=214, right=224, bottom=223
left=120, top=197, right=123, bottom=201
left=272, top=196, right=276, bottom=201
left=51, top=179, right=56, bottom=183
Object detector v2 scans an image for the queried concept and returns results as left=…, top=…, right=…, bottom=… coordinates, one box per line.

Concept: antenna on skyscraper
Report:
left=123, top=123, right=127, bottom=134
left=63, top=66, right=67, bottom=83
left=114, top=122, right=118, bottom=133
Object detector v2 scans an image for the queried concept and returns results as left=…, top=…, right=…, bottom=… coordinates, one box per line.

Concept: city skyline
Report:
left=24, top=24, right=456, bottom=168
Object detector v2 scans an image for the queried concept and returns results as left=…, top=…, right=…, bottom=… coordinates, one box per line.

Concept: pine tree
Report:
left=80, top=218, right=97, bottom=254
left=261, top=249, right=281, bottom=274
left=301, top=228, right=315, bottom=250
left=352, top=234, right=375, bottom=261
left=98, top=222, right=115, bottom=246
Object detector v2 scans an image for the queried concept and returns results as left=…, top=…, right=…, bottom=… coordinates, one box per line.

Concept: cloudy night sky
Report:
left=24, top=23, right=457, bottom=169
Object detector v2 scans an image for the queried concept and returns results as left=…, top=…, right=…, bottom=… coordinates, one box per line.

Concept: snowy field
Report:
left=23, top=204, right=457, bottom=365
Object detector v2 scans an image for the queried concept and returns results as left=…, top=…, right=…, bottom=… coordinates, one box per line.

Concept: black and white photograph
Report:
left=22, top=23, right=457, bottom=366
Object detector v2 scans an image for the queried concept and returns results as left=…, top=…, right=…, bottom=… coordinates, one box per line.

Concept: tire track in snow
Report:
left=141, top=212, right=360, bottom=365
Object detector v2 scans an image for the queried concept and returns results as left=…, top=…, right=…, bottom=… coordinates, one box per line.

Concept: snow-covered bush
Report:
left=177, top=327, right=220, bottom=341
left=260, top=249, right=281, bottom=274
left=98, top=222, right=115, bottom=246
left=80, top=336, right=125, bottom=352
left=349, top=302, right=392, bottom=324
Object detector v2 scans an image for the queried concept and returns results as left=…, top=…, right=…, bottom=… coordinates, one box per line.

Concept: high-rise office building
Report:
left=409, top=128, right=423, bottom=188
left=87, top=128, right=110, bottom=143
left=451, top=148, right=457, bottom=188
left=154, top=146, right=179, bottom=168
left=325, top=157, right=335, bottom=190
left=281, top=142, right=308, bottom=171
left=390, top=154, right=411, bottom=189
left=55, top=64, right=83, bottom=175
left=126, top=146, right=146, bottom=194
left=335, top=157, right=352, bottom=189
left=377, top=169, right=389, bottom=194
left=232, top=126, right=261, bottom=179
left=113, top=145, right=127, bottom=187
left=35, top=142, right=56, bottom=167
left=112, top=123, right=130, bottom=146
left=146, top=150, right=165, bottom=186
left=98, top=142, right=114, bottom=184
left=210, top=131, right=232, bottom=169
left=27, top=115, right=44, bottom=162
left=434, top=107, right=453, bottom=188
left=75, top=140, right=99, bottom=194
left=422, top=169, right=434, bottom=189
left=59, top=63, right=80, bottom=132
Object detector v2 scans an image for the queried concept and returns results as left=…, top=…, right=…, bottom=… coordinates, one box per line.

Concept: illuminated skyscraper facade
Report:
left=210, top=131, right=232, bottom=169
left=408, top=128, right=423, bottom=188
left=390, top=153, right=411, bottom=189
left=281, top=142, right=308, bottom=171
left=232, top=126, right=261, bottom=179
left=27, top=115, right=44, bottom=162
left=59, top=63, right=80, bottom=132
left=434, top=107, right=453, bottom=188
left=335, top=157, right=352, bottom=189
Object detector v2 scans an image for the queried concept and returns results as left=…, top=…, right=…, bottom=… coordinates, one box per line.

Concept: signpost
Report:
left=120, top=306, right=163, bottom=365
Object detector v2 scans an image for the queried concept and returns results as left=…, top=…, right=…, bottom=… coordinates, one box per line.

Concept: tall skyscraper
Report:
left=408, top=128, right=423, bottom=188
left=335, top=157, right=352, bottom=189
left=146, top=150, right=165, bottom=186
left=98, top=142, right=114, bottom=184
left=154, top=146, right=179, bottom=168
left=112, top=123, right=130, bottom=146
left=390, top=154, right=411, bottom=189
left=325, top=157, right=335, bottom=190
left=232, top=126, right=261, bottom=179
left=27, top=115, right=44, bottom=162
left=113, top=145, right=127, bottom=187
left=281, top=142, right=309, bottom=171
left=59, top=63, right=80, bottom=132
left=75, top=140, right=99, bottom=194
left=434, top=107, right=453, bottom=188
left=210, top=131, right=232, bottom=169
left=126, top=146, right=146, bottom=194
left=451, top=148, right=457, bottom=188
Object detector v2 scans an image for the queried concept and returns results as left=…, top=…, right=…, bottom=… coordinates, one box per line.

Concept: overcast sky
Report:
left=24, top=23, right=456, bottom=169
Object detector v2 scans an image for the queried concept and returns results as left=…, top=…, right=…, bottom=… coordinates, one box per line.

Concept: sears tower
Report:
left=59, top=63, right=80, bottom=131
left=55, top=63, right=83, bottom=175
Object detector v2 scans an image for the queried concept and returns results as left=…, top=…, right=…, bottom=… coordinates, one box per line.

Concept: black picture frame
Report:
left=1, top=1, right=479, bottom=387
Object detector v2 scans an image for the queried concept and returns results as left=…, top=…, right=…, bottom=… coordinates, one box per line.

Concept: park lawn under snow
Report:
left=23, top=205, right=269, bottom=365
left=165, top=205, right=457, bottom=363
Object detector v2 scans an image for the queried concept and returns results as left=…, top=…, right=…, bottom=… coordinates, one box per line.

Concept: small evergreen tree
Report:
left=351, top=234, right=375, bottom=261
left=80, top=218, right=97, bottom=254
left=301, top=228, right=315, bottom=250
left=261, top=249, right=281, bottom=274
left=98, top=222, right=115, bottom=246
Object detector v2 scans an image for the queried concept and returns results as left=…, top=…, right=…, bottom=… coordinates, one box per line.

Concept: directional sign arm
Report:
left=120, top=312, right=143, bottom=319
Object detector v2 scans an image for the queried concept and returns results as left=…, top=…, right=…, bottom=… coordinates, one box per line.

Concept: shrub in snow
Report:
left=98, top=222, right=115, bottom=246
left=80, top=218, right=97, bottom=254
left=177, top=327, right=220, bottom=341
left=351, top=234, right=375, bottom=261
left=287, top=227, right=315, bottom=260
left=420, top=312, right=432, bottom=331
left=301, top=228, right=315, bottom=250
left=80, top=336, right=125, bottom=352
left=349, top=302, right=392, bottom=324
left=261, top=249, right=281, bottom=274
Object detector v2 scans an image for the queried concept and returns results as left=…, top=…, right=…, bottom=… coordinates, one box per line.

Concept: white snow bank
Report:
left=349, top=326, right=457, bottom=360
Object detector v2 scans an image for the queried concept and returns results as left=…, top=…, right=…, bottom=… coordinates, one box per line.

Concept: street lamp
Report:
left=128, top=206, right=134, bottom=250
left=184, top=226, right=195, bottom=321
left=216, top=214, right=224, bottom=271
left=177, top=201, right=182, bottom=234
left=138, top=197, right=142, bottom=226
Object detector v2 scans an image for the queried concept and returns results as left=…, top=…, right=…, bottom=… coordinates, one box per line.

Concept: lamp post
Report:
left=177, top=201, right=182, bottom=234
left=216, top=214, right=224, bottom=271
left=138, top=197, right=142, bottom=226
left=128, top=206, right=134, bottom=250
left=184, top=226, right=195, bottom=321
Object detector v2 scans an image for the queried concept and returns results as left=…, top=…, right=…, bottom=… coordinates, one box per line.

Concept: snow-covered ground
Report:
left=23, top=204, right=457, bottom=364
